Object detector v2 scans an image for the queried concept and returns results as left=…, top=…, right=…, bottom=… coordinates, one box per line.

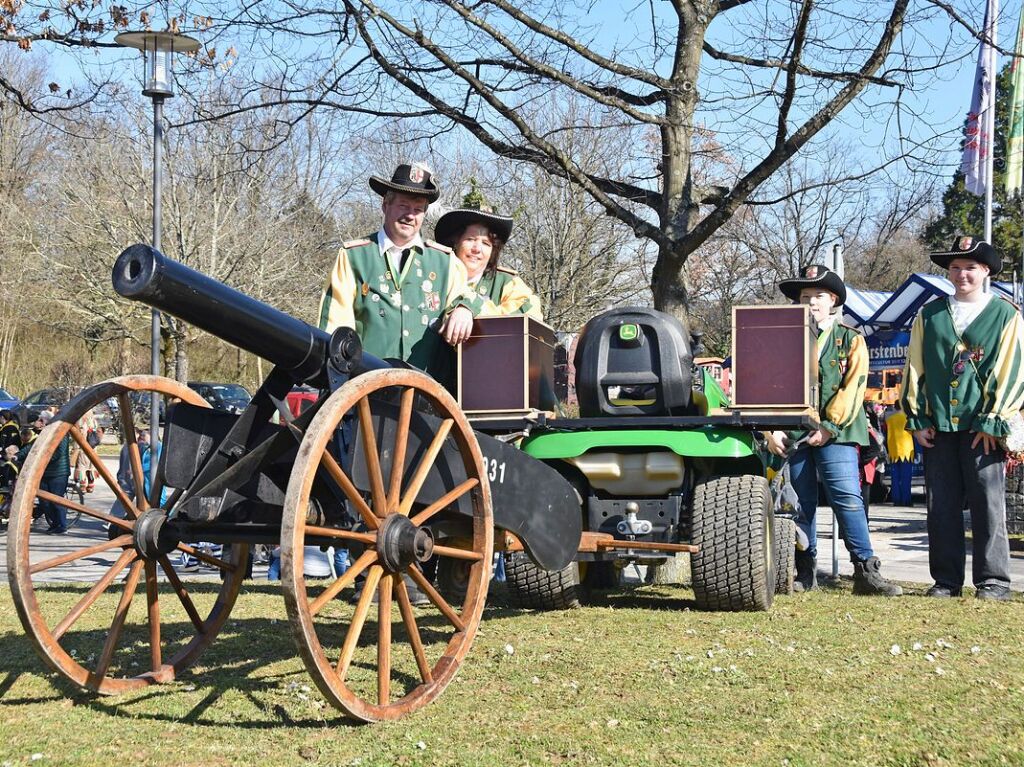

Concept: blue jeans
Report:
left=40, top=475, right=69, bottom=531
left=789, top=442, right=874, bottom=561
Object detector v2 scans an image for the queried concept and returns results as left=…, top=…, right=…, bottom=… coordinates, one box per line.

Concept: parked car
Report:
left=13, top=387, right=72, bottom=425
left=0, top=387, right=19, bottom=411
left=285, top=386, right=319, bottom=418
left=187, top=382, right=252, bottom=414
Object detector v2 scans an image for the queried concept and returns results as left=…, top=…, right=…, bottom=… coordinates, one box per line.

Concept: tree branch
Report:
left=348, top=0, right=667, bottom=241
left=685, top=0, right=910, bottom=257
left=702, top=42, right=899, bottom=87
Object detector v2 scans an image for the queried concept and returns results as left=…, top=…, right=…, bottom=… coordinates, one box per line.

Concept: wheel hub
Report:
left=133, top=509, right=181, bottom=559
left=376, top=513, right=434, bottom=572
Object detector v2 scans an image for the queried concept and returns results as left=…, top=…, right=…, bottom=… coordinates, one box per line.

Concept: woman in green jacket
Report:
left=434, top=206, right=542, bottom=320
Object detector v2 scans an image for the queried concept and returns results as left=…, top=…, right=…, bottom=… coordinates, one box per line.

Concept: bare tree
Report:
left=178, top=0, right=964, bottom=322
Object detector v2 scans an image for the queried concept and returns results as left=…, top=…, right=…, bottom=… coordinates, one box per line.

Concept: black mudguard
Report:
left=351, top=399, right=581, bottom=572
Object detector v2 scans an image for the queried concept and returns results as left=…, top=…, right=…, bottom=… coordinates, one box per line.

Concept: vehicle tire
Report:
left=690, top=474, right=774, bottom=612
left=773, top=517, right=796, bottom=595
left=503, top=552, right=580, bottom=610
left=436, top=556, right=472, bottom=603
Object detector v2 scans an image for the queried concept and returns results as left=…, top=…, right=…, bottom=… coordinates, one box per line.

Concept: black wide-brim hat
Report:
left=369, top=163, right=440, bottom=203
left=434, top=207, right=514, bottom=248
left=929, top=236, right=1002, bottom=276
left=779, top=263, right=847, bottom=305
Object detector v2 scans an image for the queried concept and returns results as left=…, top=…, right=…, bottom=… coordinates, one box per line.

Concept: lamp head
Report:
left=115, top=31, right=200, bottom=98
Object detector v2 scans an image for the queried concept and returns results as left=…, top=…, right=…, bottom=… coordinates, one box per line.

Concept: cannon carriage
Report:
left=6, top=244, right=582, bottom=723
left=7, top=245, right=815, bottom=723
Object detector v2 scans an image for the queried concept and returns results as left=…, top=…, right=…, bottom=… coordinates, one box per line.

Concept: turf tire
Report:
left=690, top=474, right=774, bottom=612
left=773, top=517, right=796, bottom=595
left=503, top=552, right=581, bottom=610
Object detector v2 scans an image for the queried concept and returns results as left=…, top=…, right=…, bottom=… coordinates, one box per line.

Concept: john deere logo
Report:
left=619, top=324, right=639, bottom=341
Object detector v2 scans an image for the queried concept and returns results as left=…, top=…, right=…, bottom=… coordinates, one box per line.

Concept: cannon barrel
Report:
left=113, top=244, right=333, bottom=383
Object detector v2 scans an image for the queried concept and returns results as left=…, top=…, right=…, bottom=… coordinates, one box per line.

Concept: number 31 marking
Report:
left=486, top=458, right=506, bottom=484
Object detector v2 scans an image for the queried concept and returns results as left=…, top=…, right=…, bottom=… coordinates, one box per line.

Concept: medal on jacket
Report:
left=361, top=283, right=369, bottom=297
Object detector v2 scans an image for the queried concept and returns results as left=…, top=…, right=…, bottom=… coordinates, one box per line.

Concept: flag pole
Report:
left=985, top=7, right=998, bottom=246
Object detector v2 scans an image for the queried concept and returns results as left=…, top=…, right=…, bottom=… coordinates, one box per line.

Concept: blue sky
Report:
left=26, top=0, right=1012, bottom=194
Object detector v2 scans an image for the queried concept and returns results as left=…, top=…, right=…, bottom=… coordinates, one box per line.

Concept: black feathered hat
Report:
left=369, top=163, right=440, bottom=203
left=929, top=236, right=1002, bottom=276
left=779, top=264, right=847, bottom=306
left=434, top=205, right=514, bottom=248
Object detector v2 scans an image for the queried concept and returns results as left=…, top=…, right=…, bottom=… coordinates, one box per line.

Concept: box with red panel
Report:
left=730, top=305, right=818, bottom=414
left=457, top=316, right=557, bottom=414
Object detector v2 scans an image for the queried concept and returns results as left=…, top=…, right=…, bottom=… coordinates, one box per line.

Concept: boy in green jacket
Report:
left=766, top=264, right=901, bottom=596
left=902, top=237, right=1024, bottom=601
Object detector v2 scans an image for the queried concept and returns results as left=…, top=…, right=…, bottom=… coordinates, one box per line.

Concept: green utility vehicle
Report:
left=474, top=307, right=807, bottom=612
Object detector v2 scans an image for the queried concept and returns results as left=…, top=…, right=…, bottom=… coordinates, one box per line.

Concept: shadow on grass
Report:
left=0, top=581, right=367, bottom=729
left=0, top=578, right=708, bottom=728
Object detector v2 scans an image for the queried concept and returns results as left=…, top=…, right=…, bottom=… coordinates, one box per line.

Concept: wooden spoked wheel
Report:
left=7, top=376, right=248, bottom=694
left=281, top=368, right=493, bottom=722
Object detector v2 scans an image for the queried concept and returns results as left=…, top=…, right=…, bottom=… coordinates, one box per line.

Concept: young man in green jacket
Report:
left=766, top=264, right=901, bottom=596
left=902, top=237, right=1024, bottom=601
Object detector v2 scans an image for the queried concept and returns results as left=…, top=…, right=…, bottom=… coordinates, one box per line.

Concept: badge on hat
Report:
left=409, top=166, right=424, bottom=183
left=805, top=266, right=819, bottom=279
left=958, top=236, right=973, bottom=251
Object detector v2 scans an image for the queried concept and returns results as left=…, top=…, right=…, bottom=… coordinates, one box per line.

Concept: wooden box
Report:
left=730, top=305, right=818, bottom=411
left=457, top=316, right=557, bottom=413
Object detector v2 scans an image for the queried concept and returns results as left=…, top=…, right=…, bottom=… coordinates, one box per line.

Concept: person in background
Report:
left=433, top=204, right=542, bottom=319
left=0, top=444, right=19, bottom=487
left=16, top=412, right=70, bottom=534
left=902, top=236, right=1024, bottom=600
left=0, top=410, right=21, bottom=451
left=765, top=264, right=901, bottom=596
left=885, top=401, right=915, bottom=506
left=858, top=402, right=885, bottom=520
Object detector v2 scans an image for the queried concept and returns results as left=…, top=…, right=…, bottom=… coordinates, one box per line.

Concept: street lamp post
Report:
left=115, top=30, right=199, bottom=492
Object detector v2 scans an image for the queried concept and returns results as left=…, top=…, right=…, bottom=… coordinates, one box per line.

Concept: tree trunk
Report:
left=174, top=324, right=189, bottom=383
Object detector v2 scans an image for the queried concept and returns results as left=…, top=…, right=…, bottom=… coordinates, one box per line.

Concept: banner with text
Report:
left=866, top=330, right=910, bottom=372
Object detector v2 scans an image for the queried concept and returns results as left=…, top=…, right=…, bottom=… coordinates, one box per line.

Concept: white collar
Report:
left=377, top=230, right=423, bottom=256
left=815, top=315, right=837, bottom=335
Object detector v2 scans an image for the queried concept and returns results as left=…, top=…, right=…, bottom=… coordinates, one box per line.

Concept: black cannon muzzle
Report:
left=114, top=244, right=332, bottom=383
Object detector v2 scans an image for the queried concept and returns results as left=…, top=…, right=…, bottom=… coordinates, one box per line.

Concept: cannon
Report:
left=6, top=244, right=582, bottom=723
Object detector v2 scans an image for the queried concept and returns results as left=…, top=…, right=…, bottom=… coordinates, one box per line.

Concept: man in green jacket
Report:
left=318, top=163, right=482, bottom=385
left=902, top=237, right=1024, bottom=601
left=766, top=264, right=901, bottom=596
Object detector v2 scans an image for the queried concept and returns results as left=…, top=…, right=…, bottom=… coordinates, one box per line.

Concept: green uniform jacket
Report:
left=473, top=267, right=543, bottom=320
left=816, top=322, right=870, bottom=446
left=901, top=296, right=1024, bottom=437
left=318, top=236, right=483, bottom=381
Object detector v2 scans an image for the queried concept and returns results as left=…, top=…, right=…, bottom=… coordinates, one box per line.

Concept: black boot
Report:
left=852, top=557, right=902, bottom=596
left=793, top=550, right=817, bottom=593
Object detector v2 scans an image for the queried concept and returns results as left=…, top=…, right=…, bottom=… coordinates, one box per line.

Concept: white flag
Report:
left=961, top=0, right=999, bottom=196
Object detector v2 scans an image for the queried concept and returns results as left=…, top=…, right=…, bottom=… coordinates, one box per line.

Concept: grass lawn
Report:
left=1, top=579, right=1022, bottom=767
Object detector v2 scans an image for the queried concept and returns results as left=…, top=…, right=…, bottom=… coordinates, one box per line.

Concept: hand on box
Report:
left=442, top=306, right=474, bottom=345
